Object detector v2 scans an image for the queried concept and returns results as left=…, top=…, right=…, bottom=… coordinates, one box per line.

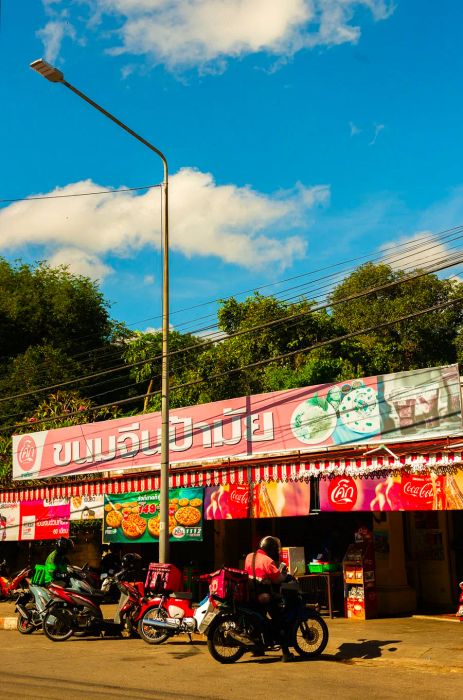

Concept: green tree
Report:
left=0, top=259, right=115, bottom=358
left=0, top=259, right=130, bottom=436
left=0, top=391, right=120, bottom=489
left=123, top=330, right=207, bottom=412
left=329, top=262, right=463, bottom=375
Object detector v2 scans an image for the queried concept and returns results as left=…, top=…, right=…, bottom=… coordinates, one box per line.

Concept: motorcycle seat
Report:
left=64, top=588, right=105, bottom=599
left=172, top=591, right=193, bottom=600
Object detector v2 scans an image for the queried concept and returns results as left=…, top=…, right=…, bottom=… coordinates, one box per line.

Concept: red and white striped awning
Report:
left=1, top=449, right=462, bottom=502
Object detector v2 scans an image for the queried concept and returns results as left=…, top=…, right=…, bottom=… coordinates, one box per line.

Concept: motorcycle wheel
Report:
left=42, top=605, right=74, bottom=642
left=16, top=603, right=35, bottom=635
left=207, top=616, right=245, bottom=664
left=137, top=608, right=170, bottom=645
left=293, top=614, right=328, bottom=658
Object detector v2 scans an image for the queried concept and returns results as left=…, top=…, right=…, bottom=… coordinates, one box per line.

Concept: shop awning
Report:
left=1, top=444, right=462, bottom=502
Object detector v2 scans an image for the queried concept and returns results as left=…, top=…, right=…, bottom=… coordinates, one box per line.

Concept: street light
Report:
left=30, top=58, right=171, bottom=563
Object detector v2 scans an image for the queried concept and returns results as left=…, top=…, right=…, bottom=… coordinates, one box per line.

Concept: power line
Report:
left=2, top=225, right=463, bottom=405
left=7, top=292, right=463, bottom=438
left=32, top=224, right=463, bottom=376
left=0, top=183, right=161, bottom=205
left=1, top=251, right=463, bottom=412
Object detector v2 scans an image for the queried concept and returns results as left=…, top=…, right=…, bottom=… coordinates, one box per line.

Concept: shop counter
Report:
left=297, top=572, right=343, bottom=618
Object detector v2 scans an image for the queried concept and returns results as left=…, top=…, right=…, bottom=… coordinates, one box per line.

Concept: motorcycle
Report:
left=103, top=554, right=148, bottom=638
left=137, top=591, right=210, bottom=644
left=200, top=567, right=329, bottom=664
left=16, top=564, right=104, bottom=636
left=456, top=581, right=463, bottom=622
left=100, top=548, right=122, bottom=603
left=41, top=553, right=143, bottom=641
left=135, top=562, right=209, bottom=645
left=0, top=560, right=11, bottom=599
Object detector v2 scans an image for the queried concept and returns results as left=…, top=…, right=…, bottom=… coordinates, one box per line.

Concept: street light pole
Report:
left=30, top=59, right=170, bottom=563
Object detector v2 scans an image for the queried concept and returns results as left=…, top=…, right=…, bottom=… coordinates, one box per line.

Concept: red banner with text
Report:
left=319, top=470, right=463, bottom=512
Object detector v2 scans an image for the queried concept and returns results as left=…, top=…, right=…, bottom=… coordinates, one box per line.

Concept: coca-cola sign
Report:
left=320, top=473, right=450, bottom=511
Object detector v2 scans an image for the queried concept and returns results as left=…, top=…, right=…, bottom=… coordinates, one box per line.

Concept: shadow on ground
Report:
left=334, top=639, right=400, bottom=661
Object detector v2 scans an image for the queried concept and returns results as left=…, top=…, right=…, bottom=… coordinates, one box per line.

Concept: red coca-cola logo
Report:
left=230, top=489, right=249, bottom=505
left=16, top=436, right=37, bottom=472
left=401, top=475, right=446, bottom=509
left=328, top=477, right=358, bottom=511
left=403, top=480, right=433, bottom=500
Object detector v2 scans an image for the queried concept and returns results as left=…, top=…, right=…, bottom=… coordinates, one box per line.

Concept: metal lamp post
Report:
left=30, top=59, right=171, bottom=563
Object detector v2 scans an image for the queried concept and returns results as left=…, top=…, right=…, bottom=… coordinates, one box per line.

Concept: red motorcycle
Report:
left=0, top=560, right=10, bottom=599
left=457, top=581, right=463, bottom=622
left=42, top=553, right=144, bottom=641
left=0, top=561, right=32, bottom=600
left=136, top=563, right=210, bottom=645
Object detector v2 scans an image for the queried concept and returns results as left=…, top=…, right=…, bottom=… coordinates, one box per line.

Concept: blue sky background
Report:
left=2, top=1, right=463, bottom=333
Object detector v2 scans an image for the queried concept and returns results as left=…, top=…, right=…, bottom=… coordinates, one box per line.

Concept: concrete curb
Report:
left=412, top=614, right=461, bottom=623
left=0, top=616, right=17, bottom=630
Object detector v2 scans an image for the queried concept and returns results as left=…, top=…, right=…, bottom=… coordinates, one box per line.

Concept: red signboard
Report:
left=19, top=500, right=70, bottom=540
left=204, top=481, right=310, bottom=519
left=319, top=472, right=455, bottom=512
left=12, top=365, right=462, bottom=481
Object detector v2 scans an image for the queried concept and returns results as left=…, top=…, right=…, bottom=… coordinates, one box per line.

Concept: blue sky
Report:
left=1, top=1, right=463, bottom=333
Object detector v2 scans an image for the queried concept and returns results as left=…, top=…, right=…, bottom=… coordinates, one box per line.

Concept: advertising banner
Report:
left=0, top=502, right=20, bottom=541
left=319, top=470, right=463, bottom=512
left=70, top=495, right=104, bottom=521
left=103, top=488, right=203, bottom=543
left=19, top=499, right=70, bottom=540
left=204, top=481, right=310, bottom=520
left=13, top=365, right=462, bottom=481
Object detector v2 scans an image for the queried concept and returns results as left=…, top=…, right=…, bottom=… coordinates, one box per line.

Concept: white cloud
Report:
left=0, top=168, right=329, bottom=273
left=349, top=121, right=361, bottom=136
left=381, top=231, right=460, bottom=273
left=369, top=122, right=385, bottom=146
left=37, top=20, right=77, bottom=62
left=47, top=247, right=113, bottom=280
left=40, top=0, right=394, bottom=71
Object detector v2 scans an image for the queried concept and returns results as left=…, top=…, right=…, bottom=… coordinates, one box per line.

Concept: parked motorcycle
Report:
left=137, top=591, right=210, bottom=644
left=136, top=562, right=209, bottom=644
left=16, top=563, right=104, bottom=635
left=201, top=567, right=329, bottom=664
left=456, top=581, right=463, bottom=622
left=100, top=547, right=122, bottom=603
left=0, top=560, right=11, bottom=599
left=103, top=553, right=146, bottom=637
left=42, top=553, right=143, bottom=641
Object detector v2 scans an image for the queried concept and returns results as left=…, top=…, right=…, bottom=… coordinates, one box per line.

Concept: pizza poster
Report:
left=103, top=488, right=204, bottom=543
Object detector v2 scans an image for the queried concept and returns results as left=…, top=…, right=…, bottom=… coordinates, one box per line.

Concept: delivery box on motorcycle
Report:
left=206, top=567, right=249, bottom=603
left=145, top=563, right=183, bottom=594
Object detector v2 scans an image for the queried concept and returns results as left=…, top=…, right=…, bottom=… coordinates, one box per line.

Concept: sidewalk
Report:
left=1, top=601, right=462, bottom=671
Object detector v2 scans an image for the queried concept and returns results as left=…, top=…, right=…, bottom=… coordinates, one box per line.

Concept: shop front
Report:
left=6, top=363, right=463, bottom=616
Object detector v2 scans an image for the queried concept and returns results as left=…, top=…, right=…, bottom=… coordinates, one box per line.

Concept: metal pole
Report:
left=51, top=79, right=170, bottom=562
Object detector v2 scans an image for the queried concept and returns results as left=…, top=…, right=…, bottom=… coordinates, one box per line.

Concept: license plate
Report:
left=198, top=610, right=218, bottom=634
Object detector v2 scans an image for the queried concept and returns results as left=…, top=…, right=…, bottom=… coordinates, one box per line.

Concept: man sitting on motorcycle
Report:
left=245, top=535, right=294, bottom=662
left=45, top=537, right=74, bottom=583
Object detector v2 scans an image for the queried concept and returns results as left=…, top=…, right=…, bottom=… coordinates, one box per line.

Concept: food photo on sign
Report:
left=69, top=495, right=104, bottom=521
left=103, top=488, right=204, bottom=543
left=12, top=365, right=462, bottom=482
